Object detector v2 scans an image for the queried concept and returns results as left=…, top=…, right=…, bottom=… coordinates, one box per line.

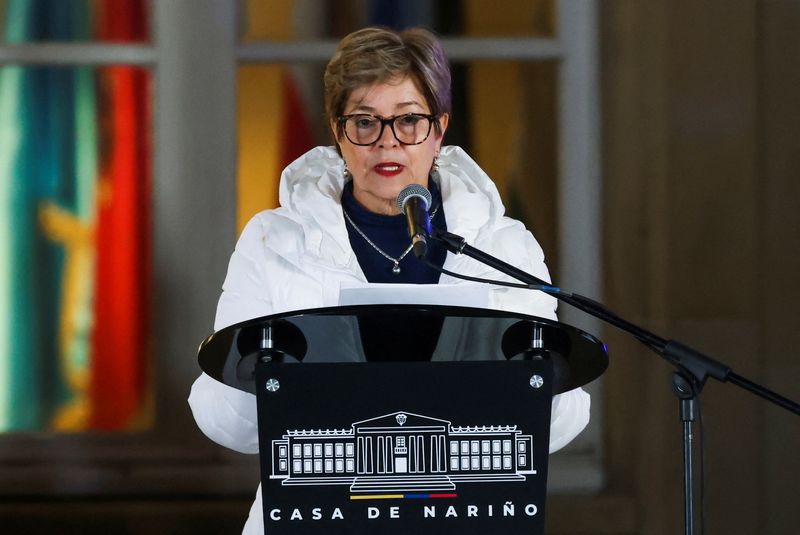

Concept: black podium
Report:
left=198, top=304, right=607, bottom=535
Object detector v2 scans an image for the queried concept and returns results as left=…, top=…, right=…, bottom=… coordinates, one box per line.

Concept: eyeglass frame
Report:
left=336, top=113, right=440, bottom=146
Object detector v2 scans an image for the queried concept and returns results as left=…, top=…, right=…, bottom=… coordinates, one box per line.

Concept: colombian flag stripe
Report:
left=350, top=493, right=457, bottom=500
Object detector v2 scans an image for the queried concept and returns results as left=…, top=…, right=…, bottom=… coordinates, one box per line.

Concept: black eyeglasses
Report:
left=338, top=113, right=437, bottom=146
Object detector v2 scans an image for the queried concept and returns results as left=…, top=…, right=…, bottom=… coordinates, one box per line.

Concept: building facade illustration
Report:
left=270, top=411, right=535, bottom=492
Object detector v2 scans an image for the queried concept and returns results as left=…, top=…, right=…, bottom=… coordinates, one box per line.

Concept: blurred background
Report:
left=0, top=0, right=798, bottom=533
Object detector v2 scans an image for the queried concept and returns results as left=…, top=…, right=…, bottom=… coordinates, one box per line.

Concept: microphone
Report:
left=396, top=184, right=433, bottom=258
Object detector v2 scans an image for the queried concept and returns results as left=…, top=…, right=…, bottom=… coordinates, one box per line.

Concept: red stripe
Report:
left=89, top=0, right=150, bottom=430
left=279, top=72, right=315, bottom=167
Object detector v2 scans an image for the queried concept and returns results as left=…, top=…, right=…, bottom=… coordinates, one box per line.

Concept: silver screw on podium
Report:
left=265, top=378, right=280, bottom=392
left=530, top=375, right=544, bottom=389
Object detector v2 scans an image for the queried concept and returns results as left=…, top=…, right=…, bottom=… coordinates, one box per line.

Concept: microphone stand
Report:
left=430, top=227, right=800, bottom=535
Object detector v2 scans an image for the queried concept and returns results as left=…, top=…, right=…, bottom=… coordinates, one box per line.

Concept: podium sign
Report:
left=256, top=359, right=553, bottom=535
left=198, top=305, right=608, bottom=534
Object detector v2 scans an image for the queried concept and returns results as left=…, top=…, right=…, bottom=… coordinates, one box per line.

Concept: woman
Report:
left=189, top=27, right=590, bottom=534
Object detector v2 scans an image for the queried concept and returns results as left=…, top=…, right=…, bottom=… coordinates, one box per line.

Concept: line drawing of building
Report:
left=270, top=411, right=535, bottom=493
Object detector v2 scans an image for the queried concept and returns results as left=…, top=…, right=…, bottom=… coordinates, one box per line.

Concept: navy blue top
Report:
left=341, top=180, right=448, bottom=284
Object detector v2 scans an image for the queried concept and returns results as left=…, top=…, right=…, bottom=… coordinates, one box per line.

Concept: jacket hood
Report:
left=271, top=145, right=508, bottom=269
left=278, top=146, right=505, bottom=226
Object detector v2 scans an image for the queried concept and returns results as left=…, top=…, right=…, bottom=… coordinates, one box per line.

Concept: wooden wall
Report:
left=547, top=1, right=800, bottom=534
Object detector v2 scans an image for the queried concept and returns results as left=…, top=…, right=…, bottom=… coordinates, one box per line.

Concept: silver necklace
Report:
left=343, top=204, right=440, bottom=275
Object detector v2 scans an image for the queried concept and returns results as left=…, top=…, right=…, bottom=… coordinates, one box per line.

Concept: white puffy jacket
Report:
left=188, top=146, right=590, bottom=534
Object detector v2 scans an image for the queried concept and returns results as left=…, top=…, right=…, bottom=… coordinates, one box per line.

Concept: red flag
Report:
left=280, top=74, right=316, bottom=168
left=90, top=0, right=151, bottom=429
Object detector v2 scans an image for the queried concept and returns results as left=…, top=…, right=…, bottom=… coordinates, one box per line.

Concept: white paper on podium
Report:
left=338, top=282, right=489, bottom=308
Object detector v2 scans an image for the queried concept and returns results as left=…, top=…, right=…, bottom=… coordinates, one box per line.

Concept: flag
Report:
left=237, top=0, right=316, bottom=232
left=0, top=0, right=150, bottom=432
left=89, top=0, right=151, bottom=429
left=0, top=0, right=98, bottom=430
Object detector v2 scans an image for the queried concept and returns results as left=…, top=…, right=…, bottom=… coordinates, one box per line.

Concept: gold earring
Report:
left=431, top=153, right=440, bottom=174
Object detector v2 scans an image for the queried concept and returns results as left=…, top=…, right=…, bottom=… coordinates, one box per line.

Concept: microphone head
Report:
left=396, top=184, right=432, bottom=212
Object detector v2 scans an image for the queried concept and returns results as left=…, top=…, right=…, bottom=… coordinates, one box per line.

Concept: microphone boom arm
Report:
left=429, top=225, right=799, bottom=535
left=429, top=227, right=800, bottom=415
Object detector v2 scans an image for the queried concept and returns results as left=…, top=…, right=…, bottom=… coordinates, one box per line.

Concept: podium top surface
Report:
left=197, top=304, right=608, bottom=396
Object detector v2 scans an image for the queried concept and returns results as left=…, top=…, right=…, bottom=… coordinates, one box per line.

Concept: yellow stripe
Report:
left=465, top=0, right=550, bottom=198
left=236, top=65, right=284, bottom=234
left=236, top=0, right=297, bottom=234
left=243, top=0, right=294, bottom=41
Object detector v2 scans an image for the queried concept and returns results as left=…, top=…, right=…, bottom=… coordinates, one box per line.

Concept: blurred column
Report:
left=152, top=0, right=237, bottom=433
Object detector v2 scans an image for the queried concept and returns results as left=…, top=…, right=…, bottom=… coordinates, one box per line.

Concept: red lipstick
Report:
left=373, top=162, right=404, bottom=177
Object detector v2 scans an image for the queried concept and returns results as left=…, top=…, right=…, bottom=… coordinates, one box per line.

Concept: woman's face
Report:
left=334, top=76, right=449, bottom=215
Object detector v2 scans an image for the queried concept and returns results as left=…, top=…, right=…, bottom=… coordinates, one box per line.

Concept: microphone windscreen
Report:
left=396, top=184, right=432, bottom=212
